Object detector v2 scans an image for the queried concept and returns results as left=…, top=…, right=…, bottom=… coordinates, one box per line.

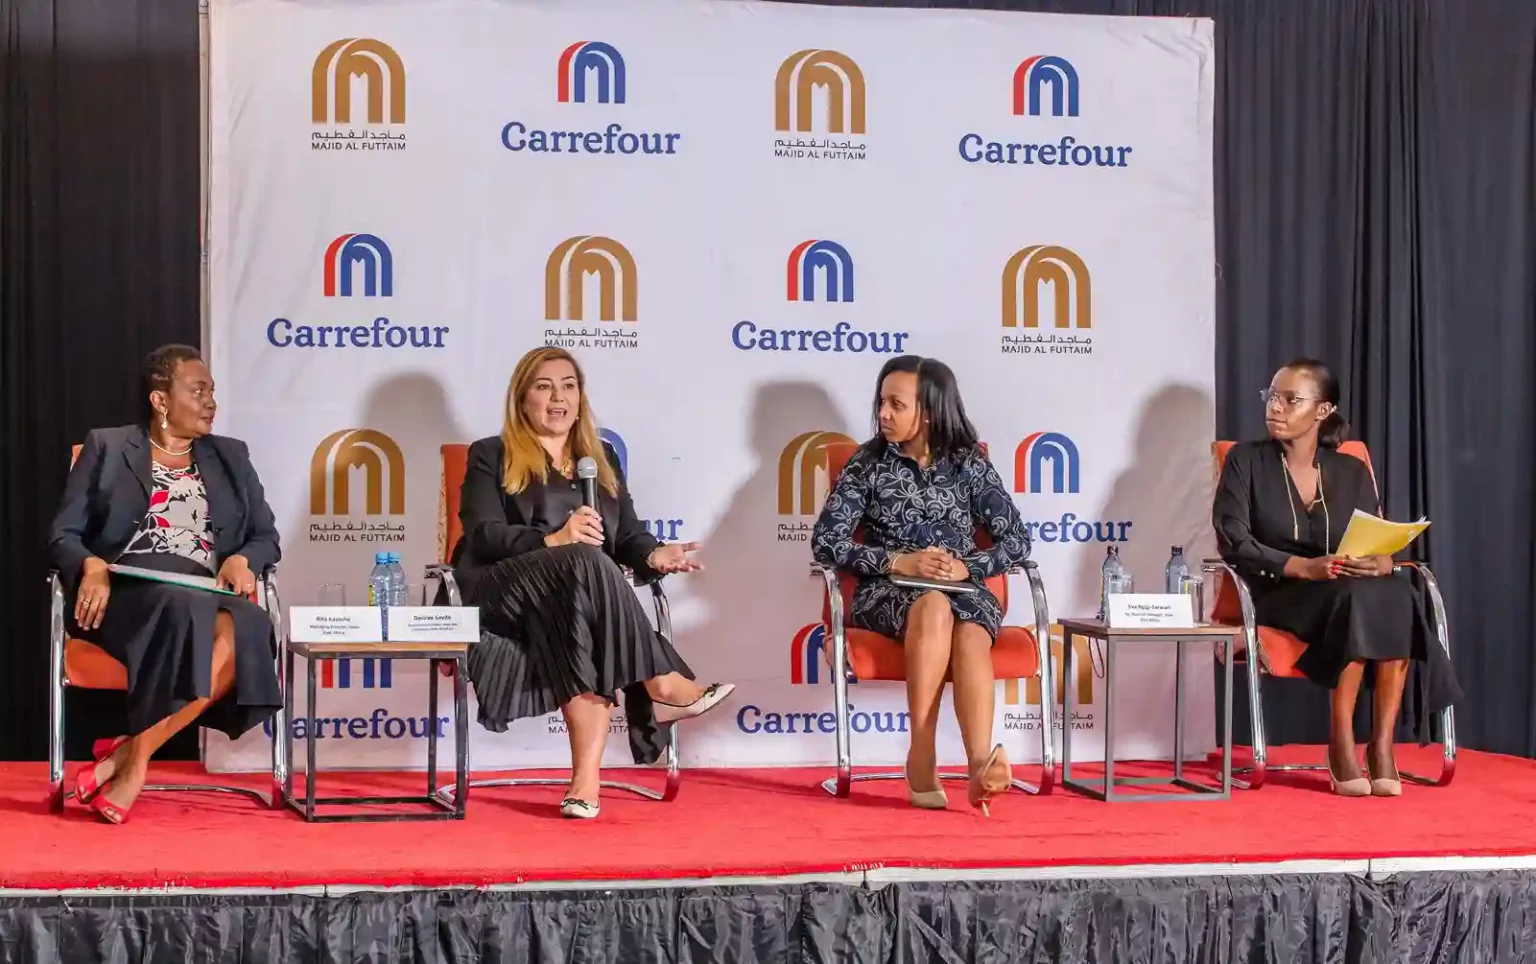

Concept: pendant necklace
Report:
left=1281, top=456, right=1330, bottom=548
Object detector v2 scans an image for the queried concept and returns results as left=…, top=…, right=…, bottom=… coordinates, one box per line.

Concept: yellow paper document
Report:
left=1335, top=510, right=1430, bottom=558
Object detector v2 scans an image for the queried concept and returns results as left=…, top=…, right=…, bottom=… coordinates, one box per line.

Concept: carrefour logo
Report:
left=1013, top=55, right=1079, bottom=117
left=502, top=41, right=682, bottom=157
left=734, top=623, right=904, bottom=735
left=1010, top=433, right=1132, bottom=544
left=323, top=233, right=391, bottom=297
left=1014, top=432, right=1079, bottom=494
left=959, top=56, right=1133, bottom=170
left=733, top=241, right=909, bottom=355
left=263, top=708, right=450, bottom=741
left=269, top=234, right=449, bottom=350
left=791, top=624, right=828, bottom=683
left=321, top=657, right=392, bottom=688
left=558, top=41, right=625, bottom=104
left=786, top=240, right=853, bottom=303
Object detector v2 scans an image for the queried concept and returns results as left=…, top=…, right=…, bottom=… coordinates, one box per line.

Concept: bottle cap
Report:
left=375, top=552, right=389, bottom=563
left=1171, top=545, right=1183, bottom=554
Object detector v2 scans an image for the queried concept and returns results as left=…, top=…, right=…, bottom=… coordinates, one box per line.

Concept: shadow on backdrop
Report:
left=683, top=381, right=854, bottom=717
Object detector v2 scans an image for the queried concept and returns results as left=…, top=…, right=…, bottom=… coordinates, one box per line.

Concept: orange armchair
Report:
left=1204, top=440, right=1456, bottom=789
left=47, top=447, right=288, bottom=813
left=812, top=441, right=1056, bottom=799
left=422, top=444, right=680, bottom=804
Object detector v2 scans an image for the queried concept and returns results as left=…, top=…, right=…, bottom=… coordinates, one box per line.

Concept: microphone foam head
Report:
left=576, top=456, right=600, bottom=480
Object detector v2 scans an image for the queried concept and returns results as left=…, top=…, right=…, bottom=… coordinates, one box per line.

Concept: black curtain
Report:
left=2, top=0, right=1534, bottom=760
left=0, top=0, right=202, bottom=760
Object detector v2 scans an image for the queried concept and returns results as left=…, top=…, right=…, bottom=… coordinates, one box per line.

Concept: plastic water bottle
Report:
left=1164, top=546, right=1190, bottom=594
left=386, top=552, right=409, bottom=606
left=367, top=551, right=392, bottom=639
left=1098, top=545, right=1128, bottom=621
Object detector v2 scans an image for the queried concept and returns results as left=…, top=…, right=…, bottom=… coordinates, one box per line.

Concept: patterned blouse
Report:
left=121, top=461, right=216, bottom=573
left=811, top=440, right=1031, bottom=638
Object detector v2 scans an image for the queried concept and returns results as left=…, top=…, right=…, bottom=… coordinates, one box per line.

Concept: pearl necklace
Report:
left=151, top=437, right=192, bottom=457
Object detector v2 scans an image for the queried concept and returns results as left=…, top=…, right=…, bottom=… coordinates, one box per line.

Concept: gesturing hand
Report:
left=216, top=554, right=258, bottom=598
left=75, top=558, right=111, bottom=630
left=547, top=506, right=604, bottom=548
left=648, top=541, right=703, bottom=574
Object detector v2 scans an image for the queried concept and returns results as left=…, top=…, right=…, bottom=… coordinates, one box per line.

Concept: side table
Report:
left=283, top=639, right=470, bottom=822
left=1059, top=618, right=1237, bottom=802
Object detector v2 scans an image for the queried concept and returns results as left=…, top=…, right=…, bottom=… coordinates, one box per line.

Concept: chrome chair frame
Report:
left=424, top=563, right=681, bottom=804
left=814, top=559, right=1058, bottom=799
left=1201, top=558, right=1456, bottom=790
left=46, top=567, right=289, bottom=813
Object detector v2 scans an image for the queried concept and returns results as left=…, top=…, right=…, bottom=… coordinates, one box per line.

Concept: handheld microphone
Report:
left=576, top=456, right=599, bottom=511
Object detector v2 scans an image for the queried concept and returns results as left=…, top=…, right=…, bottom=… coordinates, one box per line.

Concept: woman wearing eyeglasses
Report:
left=1213, top=359, right=1460, bottom=797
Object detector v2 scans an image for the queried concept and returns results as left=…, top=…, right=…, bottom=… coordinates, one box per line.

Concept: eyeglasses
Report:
left=1259, top=389, right=1318, bottom=411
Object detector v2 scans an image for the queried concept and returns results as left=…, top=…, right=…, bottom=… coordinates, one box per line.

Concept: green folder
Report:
left=108, top=564, right=240, bottom=596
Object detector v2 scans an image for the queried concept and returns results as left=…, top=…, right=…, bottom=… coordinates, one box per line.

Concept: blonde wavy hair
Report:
left=499, top=347, right=619, bottom=496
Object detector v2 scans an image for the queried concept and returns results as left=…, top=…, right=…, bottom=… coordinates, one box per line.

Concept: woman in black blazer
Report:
left=48, top=345, right=282, bottom=824
left=1214, top=359, right=1460, bottom=797
left=453, top=347, right=733, bottom=819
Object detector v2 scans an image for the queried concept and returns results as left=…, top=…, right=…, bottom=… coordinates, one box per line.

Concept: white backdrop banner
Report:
left=207, top=0, right=1217, bottom=772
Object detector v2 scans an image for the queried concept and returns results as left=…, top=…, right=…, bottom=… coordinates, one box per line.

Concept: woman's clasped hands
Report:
left=892, top=546, right=969, bottom=582
left=1292, top=554, right=1393, bottom=580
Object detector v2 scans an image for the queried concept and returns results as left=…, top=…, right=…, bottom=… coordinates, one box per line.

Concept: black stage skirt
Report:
left=66, top=553, right=281, bottom=739
left=1253, top=573, right=1462, bottom=744
left=461, top=544, right=694, bottom=765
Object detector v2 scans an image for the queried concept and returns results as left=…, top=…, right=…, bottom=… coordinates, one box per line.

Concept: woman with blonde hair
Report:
left=453, top=347, right=733, bottom=818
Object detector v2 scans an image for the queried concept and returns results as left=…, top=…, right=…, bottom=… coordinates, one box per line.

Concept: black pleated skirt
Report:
left=461, top=544, right=694, bottom=764
left=1254, top=573, right=1463, bottom=744
left=66, top=553, right=281, bottom=739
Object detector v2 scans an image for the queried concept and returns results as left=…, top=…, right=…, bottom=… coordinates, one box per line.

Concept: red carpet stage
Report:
left=2, top=746, right=1534, bottom=890
left=3, top=747, right=1536, bottom=962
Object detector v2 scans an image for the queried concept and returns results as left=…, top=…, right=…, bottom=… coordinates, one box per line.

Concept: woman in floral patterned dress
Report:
left=812, top=356, right=1031, bottom=816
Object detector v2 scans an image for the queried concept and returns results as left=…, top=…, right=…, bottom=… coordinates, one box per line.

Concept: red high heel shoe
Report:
left=74, top=736, right=129, bottom=805
left=89, top=792, right=132, bottom=825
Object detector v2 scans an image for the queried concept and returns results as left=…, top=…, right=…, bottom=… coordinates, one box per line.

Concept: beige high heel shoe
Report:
left=967, top=744, right=1011, bottom=817
left=1365, top=751, right=1403, bottom=798
left=1327, top=755, right=1371, bottom=798
left=904, top=765, right=948, bottom=809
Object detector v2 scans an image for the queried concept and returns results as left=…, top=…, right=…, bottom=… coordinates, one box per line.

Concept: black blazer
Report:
left=48, top=424, right=281, bottom=591
left=451, top=436, right=660, bottom=583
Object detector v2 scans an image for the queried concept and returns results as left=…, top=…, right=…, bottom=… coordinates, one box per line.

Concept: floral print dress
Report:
left=120, top=461, right=216, bottom=573
left=811, top=440, right=1031, bottom=639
